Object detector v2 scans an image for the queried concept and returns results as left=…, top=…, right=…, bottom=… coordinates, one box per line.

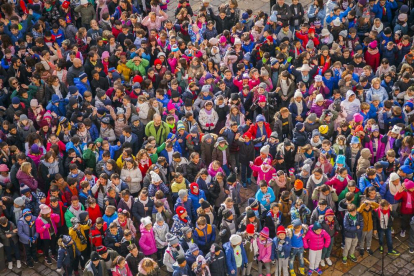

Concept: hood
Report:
left=345, top=90, right=355, bottom=101
left=172, top=214, right=180, bottom=223
left=140, top=224, right=151, bottom=233
left=361, top=148, right=372, bottom=159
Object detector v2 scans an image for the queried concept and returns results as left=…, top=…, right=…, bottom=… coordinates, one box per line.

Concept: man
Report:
left=119, top=126, right=139, bottom=155
left=67, top=58, right=85, bottom=86
left=84, top=52, right=103, bottom=80
left=7, top=57, right=29, bottom=85
left=83, top=251, right=109, bottom=276
left=271, top=0, right=292, bottom=32
left=145, top=114, right=171, bottom=145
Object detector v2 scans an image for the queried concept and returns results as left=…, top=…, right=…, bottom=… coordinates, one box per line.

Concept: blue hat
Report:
left=256, top=114, right=266, bottom=122
left=313, top=221, right=322, bottom=231
left=269, top=11, right=278, bottom=23
left=355, top=44, right=363, bottom=51
left=292, top=219, right=302, bottom=227
left=295, top=122, right=304, bottom=131
left=350, top=136, right=360, bottom=144
left=112, top=72, right=121, bottom=81
left=12, top=97, right=20, bottom=104
left=404, top=101, right=414, bottom=110
left=336, top=155, right=346, bottom=165
left=103, top=99, right=112, bottom=106
left=79, top=73, right=88, bottom=80
left=189, top=242, right=199, bottom=253
left=97, top=107, right=107, bottom=115
left=101, top=117, right=110, bottom=124
left=205, top=73, right=213, bottom=80
left=400, top=165, right=413, bottom=174
left=22, top=208, right=32, bottom=218
left=133, top=82, right=141, bottom=89
left=108, top=67, right=116, bottom=73
left=68, top=86, right=78, bottom=94
left=51, top=94, right=60, bottom=103
left=243, top=52, right=251, bottom=61
left=217, top=137, right=226, bottom=144
left=242, top=12, right=248, bottom=20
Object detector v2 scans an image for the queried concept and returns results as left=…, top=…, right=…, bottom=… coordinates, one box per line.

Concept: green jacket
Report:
left=145, top=121, right=170, bottom=145
left=126, top=58, right=149, bottom=76
left=82, top=148, right=97, bottom=170
left=149, top=142, right=166, bottom=164
left=338, top=187, right=361, bottom=207
left=65, top=204, right=85, bottom=228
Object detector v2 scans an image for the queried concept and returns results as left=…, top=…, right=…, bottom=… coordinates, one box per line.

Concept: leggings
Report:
left=42, top=236, right=57, bottom=261
left=258, top=261, right=271, bottom=275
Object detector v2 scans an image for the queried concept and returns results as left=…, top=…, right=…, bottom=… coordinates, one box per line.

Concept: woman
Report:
left=46, top=75, right=68, bottom=101
left=120, top=158, right=143, bottom=197
left=112, top=256, right=133, bottom=276
left=138, top=258, right=161, bottom=276
left=307, top=0, right=325, bottom=24
left=17, top=162, right=38, bottom=192
left=35, top=204, right=60, bottom=265
left=112, top=0, right=138, bottom=20
left=39, top=151, right=63, bottom=193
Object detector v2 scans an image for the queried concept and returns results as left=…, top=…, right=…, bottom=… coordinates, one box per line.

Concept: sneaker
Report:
left=367, top=248, right=374, bottom=255
left=16, top=260, right=21, bottom=269
left=325, top=258, right=332, bottom=266
left=45, top=258, right=52, bottom=265
left=8, top=262, right=12, bottom=270
left=341, top=243, right=345, bottom=249
left=342, top=257, right=347, bottom=264
left=247, top=178, right=251, bottom=184
left=388, top=250, right=400, bottom=256
left=315, top=268, right=323, bottom=275
left=242, top=183, right=247, bottom=188
left=28, top=264, right=34, bottom=269
left=33, top=259, right=39, bottom=264
left=320, top=260, right=325, bottom=267
left=307, top=270, right=313, bottom=276
left=400, top=230, right=406, bottom=237
left=359, top=248, right=364, bottom=256
left=391, top=228, right=395, bottom=234
left=409, top=248, right=414, bottom=254
left=380, top=246, right=384, bottom=253
left=299, top=267, right=305, bottom=275
left=350, top=255, right=357, bottom=262
left=290, top=269, right=296, bottom=276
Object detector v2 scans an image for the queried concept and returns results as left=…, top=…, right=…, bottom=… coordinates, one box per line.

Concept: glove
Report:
left=56, top=268, right=62, bottom=273
left=231, top=270, right=235, bottom=274
left=87, top=219, right=92, bottom=226
left=287, top=56, right=293, bottom=63
left=44, top=223, right=50, bottom=229
left=210, top=244, right=215, bottom=253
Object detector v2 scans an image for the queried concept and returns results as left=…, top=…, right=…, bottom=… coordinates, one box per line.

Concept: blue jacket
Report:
left=223, top=241, right=248, bottom=276
left=51, top=28, right=65, bottom=46
left=172, top=263, right=191, bottom=276
left=372, top=1, right=397, bottom=23
left=379, top=180, right=402, bottom=205
left=188, top=190, right=207, bottom=210
left=290, top=228, right=304, bottom=248
left=272, top=236, right=292, bottom=260
left=358, top=174, right=381, bottom=193
left=66, top=141, right=82, bottom=156
left=46, top=98, right=68, bottom=117
left=343, top=211, right=363, bottom=239
left=88, top=123, right=100, bottom=142
left=255, top=187, right=276, bottom=211
left=193, top=223, right=216, bottom=248
left=289, top=101, right=308, bottom=124
left=98, top=144, right=121, bottom=161
left=57, top=244, right=80, bottom=269
left=17, top=217, right=38, bottom=244
left=74, top=78, right=92, bottom=96
left=174, top=197, right=196, bottom=222
left=4, top=17, right=30, bottom=44
left=119, top=133, right=139, bottom=154
left=325, top=7, right=351, bottom=24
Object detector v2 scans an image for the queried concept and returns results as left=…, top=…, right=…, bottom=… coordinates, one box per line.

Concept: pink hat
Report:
left=353, top=113, right=364, bottom=123
left=39, top=204, right=51, bottom=215
left=369, top=40, right=377, bottom=49
left=102, top=51, right=110, bottom=59
left=219, top=35, right=227, bottom=44
left=260, top=227, right=270, bottom=239
left=0, top=164, right=9, bottom=172
left=258, top=95, right=266, bottom=102
left=43, top=111, right=52, bottom=120
left=404, top=179, right=414, bottom=190
left=167, top=102, right=176, bottom=111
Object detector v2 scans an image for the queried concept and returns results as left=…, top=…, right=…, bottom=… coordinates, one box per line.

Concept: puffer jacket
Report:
left=139, top=224, right=157, bottom=255
left=153, top=223, right=169, bottom=248
left=69, top=224, right=91, bottom=251
left=120, top=167, right=142, bottom=194
left=17, top=216, right=39, bottom=244
left=35, top=213, right=60, bottom=240
left=343, top=211, right=364, bottom=238
left=256, top=237, right=273, bottom=262
left=163, top=245, right=185, bottom=272
left=303, top=225, right=331, bottom=250
left=223, top=241, right=248, bottom=276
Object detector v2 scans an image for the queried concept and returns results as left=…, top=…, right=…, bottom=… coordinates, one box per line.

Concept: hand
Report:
left=44, top=223, right=50, bottom=229
left=6, top=234, right=12, bottom=238
left=374, top=230, right=377, bottom=235
left=357, top=226, right=360, bottom=229
left=115, top=243, right=120, bottom=247
left=261, top=135, right=266, bottom=141
left=231, top=270, right=236, bottom=275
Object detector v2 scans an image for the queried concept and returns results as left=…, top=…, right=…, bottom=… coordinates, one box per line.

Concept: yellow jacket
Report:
left=69, top=224, right=91, bottom=251
left=117, top=63, right=131, bottom=82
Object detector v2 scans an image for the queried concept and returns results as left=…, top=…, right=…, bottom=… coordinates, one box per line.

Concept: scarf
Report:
left=41, top=159, right=60, bottom=174
left=324, top=217, right=335, bottom=230
left=204, top=108, right=213, bottom=115
left=406, top=191, right=413, bottom=210
left=139, top=196, right=149, bottom=206
left=230, top=114, right=240, bottom=125
left=274, top=175, right=287, bottom=188
left=388, top=181, right=402, bottom=196
left=348, top=213, right=357, bottom=221
left=218, top=144, right=228, bottom=151
left=179, top=215, right=188, bottom=223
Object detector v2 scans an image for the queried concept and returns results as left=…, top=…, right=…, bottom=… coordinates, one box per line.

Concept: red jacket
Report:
left=87, top=204, right=103, bottom=224
left=252, top=155, right=273, bottom=178
left=364, top=49, right=380, bottom=72
left=394, top=190, right=414, bottom=215
left=245, top=123, right=272, bottom=141
left=90, top=222, right=108, bottom=248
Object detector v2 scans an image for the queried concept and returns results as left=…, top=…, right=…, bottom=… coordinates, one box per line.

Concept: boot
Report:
left=299, top=267, right=305, bottom=275
left=290, top=269, right=297, bottom=276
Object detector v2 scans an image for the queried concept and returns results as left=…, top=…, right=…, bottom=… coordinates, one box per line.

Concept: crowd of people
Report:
left=1, top=0, right=414, bottom=275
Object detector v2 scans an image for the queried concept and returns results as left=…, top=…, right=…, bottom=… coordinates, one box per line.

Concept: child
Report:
left=239, top=224, right=258, bottom=276
left=394, top=179, right=414, bottom=238
left=320, top=209, right=340, bottom=267
left=114, top=209, right=136, bottom=237
left=153, top=213, right=169, bottom=266
left=357, top=200, right=379, bottom=256
left=287, top=219, right=307, bottom=275
left=256, top=227, right=273, bottom=276
left=273, top=226, right=292, bottom=276
left=0, top=217, right=20, bottom=269
left=342, top=204, right=363, bottom=264
left=373, top=199, right=400, bottom=255
left=255, top=180, right=276, bottom=211
left=264, top=202, right=283, bottom=239
left=223, top=234, right=248, bottom=276
left=290, top=198, right=311, bottom=224
left=139, top=216, right=157, bottom=257
left=56, top=235, right=81, bottom=276
left=103, top=205, right=118, bottom=225
left=17, top=209, right=39, bottom=268
left=303, top=222, right=331, bottom=275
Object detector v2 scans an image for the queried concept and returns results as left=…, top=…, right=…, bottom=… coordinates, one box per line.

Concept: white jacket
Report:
left=120, top=167, right=142, bottom=194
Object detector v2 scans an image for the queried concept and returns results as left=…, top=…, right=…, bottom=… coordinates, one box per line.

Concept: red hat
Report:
left=266, top=35, right=273, bottom=42
left=190, top=182, right=199, bottom=195
left=243, top=133, right=252, bottom=140
left=133, top=75, right=143, bottom=83
left=62, top=1, right=70, bottom=9
left=325, top=209, right=335, bottom=217
left=246, top=224, right=255, bottom=234
left=308, top=27, right=315, bottom=34
left=277, top=225, right=286, bottom=236
left=258, top=95, right=266, bottom=102
left=176, top=206, right=186, bottom=215
left=355, top=125, right=364, bottom=133
left=154, top=59, right=162, bottom=66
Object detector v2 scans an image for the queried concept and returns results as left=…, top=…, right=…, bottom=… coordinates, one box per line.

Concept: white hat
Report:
left=315, top=94, right=324, bottom=102
left=315, top=75, right=322, bottom=82
left=234, top=38, right=242, bottom=45
left=321, top=28, right=330, bottom=37
left=255, top=20, right=264, bottom=28
left=389, top=172, right=399, bottom=182
left=294, top=90, right=303, bottom=98
left=391, top=125, right=402, bottom=134
left=81, top=0, right=88, bottom=4
left=150, top=171, right=162, bottom=183
left=298, top=64, right=312, bottom=72
left=140, top=216, right=152, bottom=227
left=229, top=234, right=242, bottom=245
left=333, top=18, right=341, bottom=27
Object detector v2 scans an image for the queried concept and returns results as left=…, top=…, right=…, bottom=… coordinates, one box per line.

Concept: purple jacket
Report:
left=365, top=135, right=385, bottom=164
left=256, top=237, right=273, bottom=262
left=310, top=100, right=333, bottom=117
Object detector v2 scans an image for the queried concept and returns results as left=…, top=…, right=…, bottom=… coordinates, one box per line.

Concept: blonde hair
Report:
left=371, top=77, right=381, bottom=85
left=21, top=162, right=32, bottom=176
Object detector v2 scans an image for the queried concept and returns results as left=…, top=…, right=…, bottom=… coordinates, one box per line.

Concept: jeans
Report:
left=378, top=228, right=393, bottom=252
left=241, top=164, right=252, bottom=183
left=322, top=236, right=334, bottom=259
left=222, top=164, right=230, bottom=176
left=24, top=243, right=38, bottom=266
left=4, top=240, right=21, bottom=262
left=289, top=247, right=304, bottom=269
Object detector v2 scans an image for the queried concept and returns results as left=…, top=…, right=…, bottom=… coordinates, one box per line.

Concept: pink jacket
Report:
left=112, top=263, right=133, bottom=276
left=35, top=213, right=60, bottom=240
left=142, top=13, right=168, bottom=31
left=365, top=136, right=386, bottom=164
left=325, top=175, right=352, bottom=195
left=138, top=224, right=157, bottom=255
left=303, top=225, right=331, bottom=251
left=208, top=163, right=224, bottom=178
left=256, top=238, right=272, bottom=263
left=250, top=165, right=276, bottom=184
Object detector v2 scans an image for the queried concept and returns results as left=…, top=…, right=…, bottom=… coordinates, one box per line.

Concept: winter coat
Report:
left=145, top=121, right=170, bottom=145
left=139, top=224, right=157, bottom=255
left=35, top=213, right=60, bottom=240
left=212, top=145, right=231, bottom=167
left=132, top=197, right=154, bottom=222
left=303, top=225, right=331, bottom=250
left=343, top=211, right=364, bottom=238
left=83, top=260, right=110, bottom=276
left=90, top=222, right=107, bottom=248
left=57, top=243, right=81, bottom=269
left=174, top=197, right=196, bottom=222
left=0, top=221, right=18, bottom=246
left=17, top=216, right=39, bottom=244
left=321, top=218, right=341, bottom=237
left=198, top=108, right=219, bottom=131
left=112, top=263, right=133, bottom=276
left=205, top=251, right=226, bottom=276
left=120, top=167, right=142, bottom=194
left=193, top=223, right=216, bottom=251
left=257, top=237, right=273, bottom=262
left=394, top=189, right=414, bottom=215
left=164, top=245, right=185, bottom=272
left=16, top=170, right=38, bottom=192
left=272, top=236, right=292, bottom=260
left=223, top=241, right=248, bottom=276
left=69, top=224, right=91, bottom=251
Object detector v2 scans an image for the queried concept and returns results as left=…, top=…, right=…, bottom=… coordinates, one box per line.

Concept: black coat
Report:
left=187, top=160, right=206, bottom=183
left=126, top=252, right=144, bottom=276
left=131, top=197, right=154, bottom=222
left=205, top=251, right=227, bottom=276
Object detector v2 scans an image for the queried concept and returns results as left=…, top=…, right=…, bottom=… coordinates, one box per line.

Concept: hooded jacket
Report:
left=303, top=225, right=331, bottom=250
left=223, top=241, right=248, bottom=276
left=341, top=90, right=361, bottom=121
left=139, top=224, right=157, bottom=255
